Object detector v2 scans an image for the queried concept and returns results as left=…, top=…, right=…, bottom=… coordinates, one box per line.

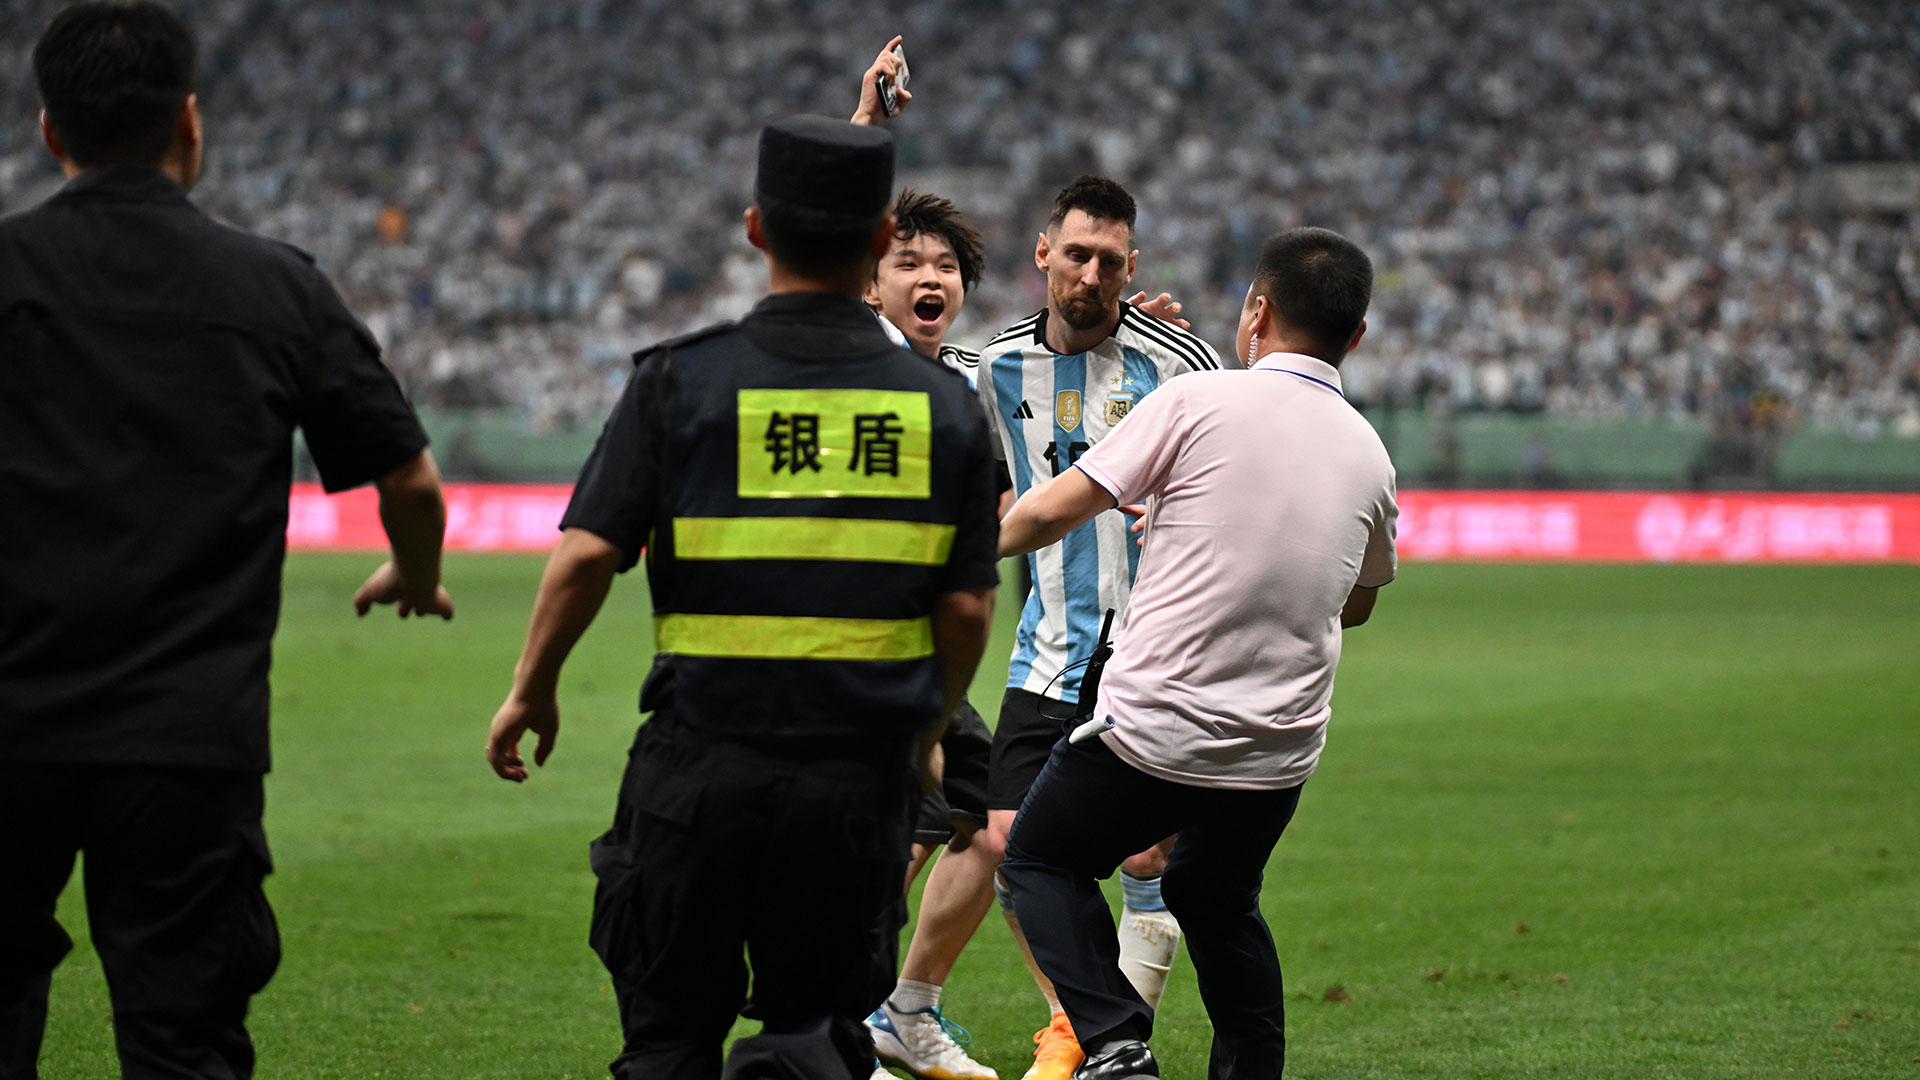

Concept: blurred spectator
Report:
left=3, top=0, right=1915, bottom=434
left=1520, top=431, right=1560, bottom=488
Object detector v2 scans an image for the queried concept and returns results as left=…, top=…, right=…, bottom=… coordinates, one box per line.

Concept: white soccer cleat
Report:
left=872, top=1063, right=897, bottom=1080
left=1117, top=907, right=1182, bottom=1011
left=867, top=1000, right=1000, bottom=1080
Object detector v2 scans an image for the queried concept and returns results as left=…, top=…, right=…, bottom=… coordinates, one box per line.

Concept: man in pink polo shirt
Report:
left=993, top=227, right=1397, bottom=1080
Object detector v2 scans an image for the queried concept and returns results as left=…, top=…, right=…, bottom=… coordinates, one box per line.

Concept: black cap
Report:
left=755, top=115, right=894, bottom=228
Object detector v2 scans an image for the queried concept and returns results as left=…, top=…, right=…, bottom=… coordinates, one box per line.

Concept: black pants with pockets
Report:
left=0, top=766, right=280, bottom=1080
left=590, top=712, right=917, bottom=1080
left=1000, top=735, right=1304, bottom=1080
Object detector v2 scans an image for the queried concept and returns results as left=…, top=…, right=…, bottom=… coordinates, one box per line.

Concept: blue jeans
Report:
left=1000, top=735, right=1304, bottom=1080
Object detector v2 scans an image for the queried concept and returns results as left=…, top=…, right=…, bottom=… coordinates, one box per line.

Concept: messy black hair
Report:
left=887, top=188, right=985, bottom=292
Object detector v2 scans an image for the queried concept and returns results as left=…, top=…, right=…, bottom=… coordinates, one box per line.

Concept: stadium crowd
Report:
left=3, top=0, right=1916, bottom=437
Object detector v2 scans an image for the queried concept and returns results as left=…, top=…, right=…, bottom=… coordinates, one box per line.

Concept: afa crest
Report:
left=1055, top=390, right=1082, bottom=430
left=1106, top=393, right=1133, bottom=425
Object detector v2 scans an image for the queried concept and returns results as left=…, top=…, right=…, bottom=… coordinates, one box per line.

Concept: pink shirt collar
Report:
left=1251, top=351, right=1344, bottom=397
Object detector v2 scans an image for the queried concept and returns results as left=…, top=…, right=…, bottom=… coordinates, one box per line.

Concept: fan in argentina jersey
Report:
left=937, top=342, right=981, bottom=385
left=874, top=314, right=982, bottom=385
left=978, top=299, right=1221, bottom=705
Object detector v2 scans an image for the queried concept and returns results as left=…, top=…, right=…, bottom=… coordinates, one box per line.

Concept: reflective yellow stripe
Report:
left=654, top=613, right=934, bottom=661
left=673, top=517, right=954, bottom=565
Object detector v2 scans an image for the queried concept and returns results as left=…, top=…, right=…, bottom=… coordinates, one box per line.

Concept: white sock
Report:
left=1117, top=873, right=1181, bottom=1010
left=891, top=978, right=941, bottom=1014
left=1042, top=988, right=1063, bottom=1016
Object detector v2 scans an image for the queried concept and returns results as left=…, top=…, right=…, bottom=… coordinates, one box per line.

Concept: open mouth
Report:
left=912, top=296, right=946, bottom=326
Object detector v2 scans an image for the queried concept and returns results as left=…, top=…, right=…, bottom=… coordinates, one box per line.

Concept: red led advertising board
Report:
left=287, top=484, right=1920, bottom=563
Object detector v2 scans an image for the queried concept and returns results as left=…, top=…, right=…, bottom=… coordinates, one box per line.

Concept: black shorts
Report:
left=913, top=699, right=993, bottom=846
left=987, top=686, right=1077, bottom=811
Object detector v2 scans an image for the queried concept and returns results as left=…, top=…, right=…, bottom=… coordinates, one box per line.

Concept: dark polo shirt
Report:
left=0, top=165, right=426, bottom=772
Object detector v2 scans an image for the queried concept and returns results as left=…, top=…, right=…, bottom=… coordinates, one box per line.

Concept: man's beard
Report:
left=1053, top=288, right=1111, bottom=330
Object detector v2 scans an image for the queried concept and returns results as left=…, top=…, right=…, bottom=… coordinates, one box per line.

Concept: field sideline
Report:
left=39, top=555, right=1920, bottom=1078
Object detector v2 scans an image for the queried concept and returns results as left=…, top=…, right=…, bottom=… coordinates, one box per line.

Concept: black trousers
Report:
left=1001, top=736, right=1303, bottom=1080
left=590, top=714, right=918, bottom=1080
left=0, top=766, right=280, bottom=1080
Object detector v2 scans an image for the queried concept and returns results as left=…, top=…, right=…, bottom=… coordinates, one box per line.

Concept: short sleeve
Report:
left=974, top=373, right=1008, bottom=463
left=936, top=392, right=1002, bottom=592
left=1157, top=337, right=1223, bottom=380
left=295, top=274, right=428, bottom=493
left=1072, top=381, right=1187, bottom=506
left=559, top=353, right=672, bottom=572
left=1357, top=472, right=1399, bottom=588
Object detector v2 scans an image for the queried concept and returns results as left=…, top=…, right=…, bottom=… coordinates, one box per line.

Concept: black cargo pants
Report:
left=590, top=712, right=917, bottom=1080
left=0, top=767, right=279, bottom=1080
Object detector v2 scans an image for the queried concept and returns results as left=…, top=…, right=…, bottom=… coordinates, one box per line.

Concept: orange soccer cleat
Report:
left=1019, top=1012, right=1084, bottom=1080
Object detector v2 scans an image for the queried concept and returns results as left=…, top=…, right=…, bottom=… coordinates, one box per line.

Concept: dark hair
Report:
left=1048, top=174, right=1136, bottom=236
left=1251, top=228, right=1374, bottom=363
left=887, top=189, right=985, bottom=292
left=34, top=1, right=197, bottom=168
left=757, top=195, right=887, bottom=280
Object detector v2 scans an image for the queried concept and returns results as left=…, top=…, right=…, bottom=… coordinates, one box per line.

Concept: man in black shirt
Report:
left=484, top=117, right=1000, bottom=1080
left=0, top=5, right=450, bottom=1077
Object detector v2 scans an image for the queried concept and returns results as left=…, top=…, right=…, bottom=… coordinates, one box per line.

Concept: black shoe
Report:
left=1072, top=1039, right=1159, bottom=1080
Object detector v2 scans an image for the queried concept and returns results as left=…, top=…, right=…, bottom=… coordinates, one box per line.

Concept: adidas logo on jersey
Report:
left=1012, top=400, right=1035, bottom=419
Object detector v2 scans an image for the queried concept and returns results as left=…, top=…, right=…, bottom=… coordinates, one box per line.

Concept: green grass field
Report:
left=39, top=556, right=1920, bottom=1078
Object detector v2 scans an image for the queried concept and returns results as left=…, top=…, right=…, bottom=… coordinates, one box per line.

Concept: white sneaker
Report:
left=1117, top=907, right=1182, bottom=1010
left=867, top=1000, right=1000, bottom=1080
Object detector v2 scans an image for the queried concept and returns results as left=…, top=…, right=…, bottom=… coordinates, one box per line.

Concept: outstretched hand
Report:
left=1128, top=291, right=1190, bottom=329
left=486, top=693, right=559, bottom=782
left=851, top=35, right=912, bottom=125
left=352, top=560, right=454, bottom=619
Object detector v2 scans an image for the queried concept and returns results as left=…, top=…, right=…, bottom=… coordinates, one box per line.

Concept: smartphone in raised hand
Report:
left=877, top=44, right=910, bottom=118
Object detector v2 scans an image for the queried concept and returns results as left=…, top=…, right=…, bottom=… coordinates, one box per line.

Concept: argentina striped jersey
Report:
left=938, top=343, right=982, bottom=387
left=872, top=308, right=981, bottom=386
left=976, top=303, right=1222, bottom=703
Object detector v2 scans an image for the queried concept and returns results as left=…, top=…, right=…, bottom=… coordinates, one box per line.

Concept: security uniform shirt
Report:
left=0, top=166, right=428, bottom=773
left=561, top=292, right=1000, bottom=738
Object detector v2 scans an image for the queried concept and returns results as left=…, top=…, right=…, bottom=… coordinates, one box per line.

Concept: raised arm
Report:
left=850, top=35, right=912, bottom=125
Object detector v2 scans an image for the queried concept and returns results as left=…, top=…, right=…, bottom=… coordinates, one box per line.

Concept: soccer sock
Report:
left=891, top=978, right=941, bottom=1014
left=1119, top=871, right=1167, bottom=912
left=1118, top=871, right=1180, bottom=1011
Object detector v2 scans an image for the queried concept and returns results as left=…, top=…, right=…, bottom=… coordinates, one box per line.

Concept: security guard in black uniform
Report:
left=3, top=5, right=450, bottom=1078
left=485, top=117, right=1000, bottom=1080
